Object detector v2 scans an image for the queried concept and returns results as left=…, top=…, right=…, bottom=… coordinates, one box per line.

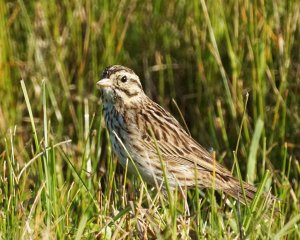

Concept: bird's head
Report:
left=97, top=65, right=144, bottom=104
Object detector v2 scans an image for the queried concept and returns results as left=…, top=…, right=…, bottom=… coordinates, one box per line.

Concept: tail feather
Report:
left=224, top=181, right=257, bottom=204
left=221, top=177, right=277, bottom=207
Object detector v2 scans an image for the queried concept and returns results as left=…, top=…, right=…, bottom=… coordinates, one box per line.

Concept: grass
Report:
left=0, top=0, right=300, bottom=239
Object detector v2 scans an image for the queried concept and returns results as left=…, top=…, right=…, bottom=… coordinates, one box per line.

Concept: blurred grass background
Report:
left=0, top=0, right=300, bottom=238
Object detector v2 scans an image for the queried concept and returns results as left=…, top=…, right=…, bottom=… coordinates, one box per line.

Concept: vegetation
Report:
left=0, top=0, right=299, bottom=238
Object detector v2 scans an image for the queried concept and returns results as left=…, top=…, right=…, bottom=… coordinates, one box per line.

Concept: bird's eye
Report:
left=121, top=76, right=127, bottom=83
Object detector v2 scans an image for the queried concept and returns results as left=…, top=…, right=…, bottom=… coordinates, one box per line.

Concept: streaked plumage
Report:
left=97, top=65, right=265, bottom=204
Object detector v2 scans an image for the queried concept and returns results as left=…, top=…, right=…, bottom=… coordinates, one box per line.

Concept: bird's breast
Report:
left=103, top=103, right=134, bottom=166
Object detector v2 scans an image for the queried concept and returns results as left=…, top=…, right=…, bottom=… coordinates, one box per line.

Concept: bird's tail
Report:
left=221, top=177, right=277, bottom=212
left=224, top=179, right=257, bottom=204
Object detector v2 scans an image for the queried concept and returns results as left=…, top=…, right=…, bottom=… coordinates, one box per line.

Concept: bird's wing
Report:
left=136, top=103, right=260, bottom=202
left=138, top=102, right=233, bottom=178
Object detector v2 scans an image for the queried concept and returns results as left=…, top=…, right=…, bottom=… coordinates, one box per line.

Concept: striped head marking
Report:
left=97, top=65, right=143, bottom=103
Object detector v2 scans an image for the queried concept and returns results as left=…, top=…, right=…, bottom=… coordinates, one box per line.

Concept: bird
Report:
left=97, top=65, right=271, bottom=205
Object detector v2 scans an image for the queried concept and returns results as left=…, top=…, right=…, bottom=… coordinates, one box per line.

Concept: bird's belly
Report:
left=109, top=132, right=165, bottom=185
left=109, top=132, right=128, bottom=164
left=109, top=130, right=195, bottom=190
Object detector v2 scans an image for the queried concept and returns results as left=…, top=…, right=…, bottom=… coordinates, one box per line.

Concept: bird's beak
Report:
left=97, top=78, right=112, bottom=88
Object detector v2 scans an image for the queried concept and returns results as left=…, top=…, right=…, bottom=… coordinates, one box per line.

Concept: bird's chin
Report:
left=101, top=87, right=115, bottom=103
